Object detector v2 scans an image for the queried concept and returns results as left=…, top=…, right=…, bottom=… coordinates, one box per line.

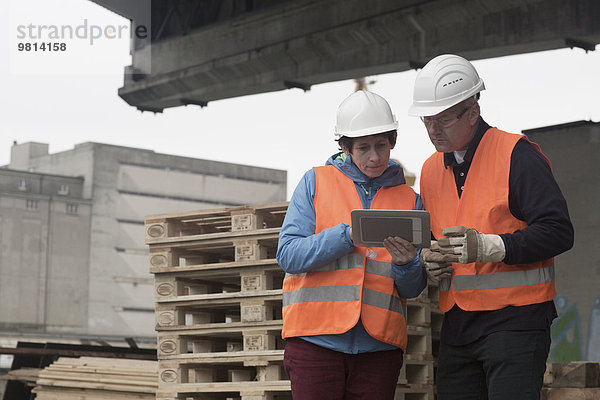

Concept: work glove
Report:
left=383, top=236, right=418, bottom=266
left=421, top=243, right=454, bottom=283
left=437, top=226, right=506, bottom=264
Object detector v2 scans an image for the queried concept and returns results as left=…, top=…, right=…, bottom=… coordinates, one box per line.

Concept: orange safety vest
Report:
left=282, top=165, right=417, bottom=349
left=420, top=128, right=556, bottom=313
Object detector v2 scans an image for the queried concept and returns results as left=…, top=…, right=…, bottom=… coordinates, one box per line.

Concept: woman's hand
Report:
left=383, top=236, right=417, bottom=265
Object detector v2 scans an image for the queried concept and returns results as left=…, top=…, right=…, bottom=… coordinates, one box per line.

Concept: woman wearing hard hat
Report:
left=276, top=90, right=427, bottom=399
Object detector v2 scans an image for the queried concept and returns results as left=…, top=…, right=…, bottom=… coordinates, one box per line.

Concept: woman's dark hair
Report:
left=337, top=130, right=397, bottom=153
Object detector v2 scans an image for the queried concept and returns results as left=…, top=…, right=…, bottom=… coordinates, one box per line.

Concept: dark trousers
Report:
left=436, top=330, right=551, bottom=400
left=283, top=337, right=403, bottom=400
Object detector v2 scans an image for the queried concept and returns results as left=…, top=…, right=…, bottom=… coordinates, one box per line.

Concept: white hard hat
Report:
left=334, top=90, right=398, bottom=139
left=408, top=54, right=485, bottom=117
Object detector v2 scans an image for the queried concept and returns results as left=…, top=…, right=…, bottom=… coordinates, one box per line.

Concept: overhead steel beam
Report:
left=87, top=0, right=150, bottom=21
left=94, top=0, right=600, bottom=112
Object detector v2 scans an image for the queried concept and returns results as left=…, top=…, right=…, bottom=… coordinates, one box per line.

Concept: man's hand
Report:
left=383, top=236, right=417, bottom=266
left=421, top=244, right=454, bottom=283
left=437, top=226, right=506, bottom=264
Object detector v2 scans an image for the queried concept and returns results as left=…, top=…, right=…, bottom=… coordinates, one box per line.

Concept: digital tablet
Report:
left=350, top=209, right=430, bottom=248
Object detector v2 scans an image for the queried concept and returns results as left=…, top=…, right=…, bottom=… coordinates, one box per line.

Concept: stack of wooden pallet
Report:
left=400, top=280, right=440, bottom=400
left=542, top=361, right=600, bottom=399
left=31, top=357, right=158, bottom=399
left=145, top=201, right=437, bottom=400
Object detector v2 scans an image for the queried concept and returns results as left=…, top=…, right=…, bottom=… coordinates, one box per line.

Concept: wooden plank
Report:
left=36, top=378, right=157, bottom=394
left=156, top=288, right=282, bottom=304
left=52, top=356, right=157, bottom=370
left=156, top=319, right=283, bottom=334
left=38, top=370, right=157, bottom=386
left=33, top=386, right=155, bottom=399
left=156, top=379, right=291, bottom=394
left=159, top=349, right=284, bottom=363
left=394, top=383, right=435, bottom=400
left=46, top=364, right=157, bottom=377
left=149, top=257, right=280, bottom=275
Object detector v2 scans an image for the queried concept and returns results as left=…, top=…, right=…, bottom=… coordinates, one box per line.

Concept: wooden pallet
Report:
left=155, top=289, right=283, bottom=329
left=152, top=259, right=283, bottom=293
left=148, top=233, right=280, bottom=272
left=158, top=350, right=284, bottom=387
left=156, top=350, right=433, bottom=387
left=157, top=323, right=430, bottom=358
left=156, top=290, right=432, bottom=329
left=145, top=203, right=288, bottom=243
left=157, top=321, right=285, bottom=358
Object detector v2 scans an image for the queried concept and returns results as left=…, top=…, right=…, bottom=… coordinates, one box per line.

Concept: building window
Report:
left=18, top=180, right=27, bottom=191
left=66, top=203, right=78, bottom=215
left=58, top=184, right=69, bottom=195
left=26, top=199, right=38, bottom=209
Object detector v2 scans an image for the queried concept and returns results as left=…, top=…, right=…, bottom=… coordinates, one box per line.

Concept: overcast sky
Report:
left=2, top=0, right=599, bottom=199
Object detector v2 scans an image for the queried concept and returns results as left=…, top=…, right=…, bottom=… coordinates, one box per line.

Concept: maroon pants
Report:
left=283, top=337, right=403, bottom=400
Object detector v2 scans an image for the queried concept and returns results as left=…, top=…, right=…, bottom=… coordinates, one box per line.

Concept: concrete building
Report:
left=4, top=141, right=287, bottom=342
left=524, top=120, right=600, bottom=362
left=0, top=168, right=91, bottom=333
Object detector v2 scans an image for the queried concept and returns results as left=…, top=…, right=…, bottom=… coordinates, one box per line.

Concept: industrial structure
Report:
left=1, top=142, right=286, bottom=343
left=524, top=120, right=600, bottom=362
left=89, top=0, right=600, bottom=112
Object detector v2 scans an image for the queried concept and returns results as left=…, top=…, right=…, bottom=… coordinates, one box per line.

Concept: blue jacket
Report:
left=277, top=152, right=427, bottom=354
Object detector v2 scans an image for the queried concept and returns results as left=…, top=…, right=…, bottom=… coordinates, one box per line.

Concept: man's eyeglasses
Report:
left=420, top=104, right=474, bottom=129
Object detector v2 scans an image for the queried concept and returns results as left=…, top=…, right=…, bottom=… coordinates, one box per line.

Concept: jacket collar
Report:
left=325, top=151, right=406, bottom=187
left=444, top=117, right=491, bottom=168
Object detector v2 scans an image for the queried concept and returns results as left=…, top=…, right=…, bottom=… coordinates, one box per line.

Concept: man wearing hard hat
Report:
left=277, top=90, right=427, bottom=399
left=411, top=54, right=574, bottom=399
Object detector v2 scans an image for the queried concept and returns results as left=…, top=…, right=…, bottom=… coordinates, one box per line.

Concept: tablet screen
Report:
left=362, top=217, right=413, bottom=243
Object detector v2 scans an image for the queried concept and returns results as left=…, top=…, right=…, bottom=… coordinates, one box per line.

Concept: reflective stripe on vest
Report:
left=420, top=128, right=556, bottom=312
left=363, top=288, right=406, bottom=316
left=283, top=285, right=405, bottom=316
left=281, top=165, right=416, bottom=348
left=451, top=265, right=555, bottom=291
left=286, top=254, right=393, bottom=279
left=290, top=252, right=364, bottom=274
left=283, top=284, right=361, bottom=306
